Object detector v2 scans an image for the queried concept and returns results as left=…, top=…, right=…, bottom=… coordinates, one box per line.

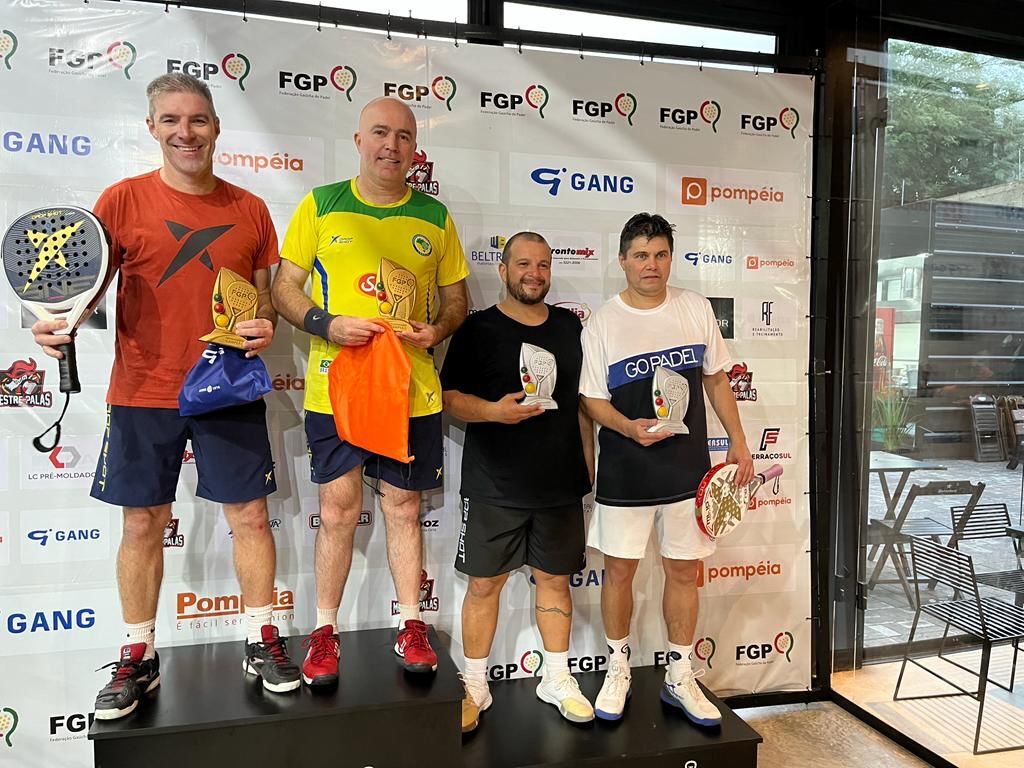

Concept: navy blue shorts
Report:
left=304, top=411, right=443, bottom=491
left=90, top=400, right=276, bottom=507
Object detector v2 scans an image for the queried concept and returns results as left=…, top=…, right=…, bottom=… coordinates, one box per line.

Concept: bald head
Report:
left=353, top=97, right=418, bottom=200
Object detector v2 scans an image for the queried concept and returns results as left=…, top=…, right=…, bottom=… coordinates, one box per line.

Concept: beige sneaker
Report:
left=460, top=673, right=492, bottom=733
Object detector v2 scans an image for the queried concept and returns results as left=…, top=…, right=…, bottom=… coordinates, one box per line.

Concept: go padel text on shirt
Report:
left=280, top=179, right=469, bottom=417
left=96, top=170, right=279, bottom=408
left=579, top=286, right=731, bottom=507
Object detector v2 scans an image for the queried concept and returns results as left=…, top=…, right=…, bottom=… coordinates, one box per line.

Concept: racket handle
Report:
left=56, top=341, right=81, bottom=394
left=748, top=463, right=784, bottom=494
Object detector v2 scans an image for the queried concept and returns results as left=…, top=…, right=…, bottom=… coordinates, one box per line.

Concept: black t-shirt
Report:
left=440, top=305, right=590, bottom=508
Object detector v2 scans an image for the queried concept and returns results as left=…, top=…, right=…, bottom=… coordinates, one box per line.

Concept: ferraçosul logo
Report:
left=279, top=64, right=356, bottom=101
left=167, top=53, right=250, bottom=91
left=1, top=30, right=18, bottom=71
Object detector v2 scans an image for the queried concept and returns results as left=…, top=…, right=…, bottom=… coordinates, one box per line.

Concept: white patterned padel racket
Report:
left=2, top=206, right=113, bottom=449
left=695, top=463, right=784, bottom=539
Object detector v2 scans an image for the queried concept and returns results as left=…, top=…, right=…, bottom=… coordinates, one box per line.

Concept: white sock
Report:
left=316, top=606, right=338, bottom=631
left=245, top=603, right=273, bottom=644
left=542, top=650, right=569, bottom=680
left=463, top=655, right=488, bottom=685
left=125, top=619, right=156, bottom=660
left=397, top=603, right=420, bottom=626
left=668, top=642, right=693, bottom=681
left=606, top=635, right=632, bottom=669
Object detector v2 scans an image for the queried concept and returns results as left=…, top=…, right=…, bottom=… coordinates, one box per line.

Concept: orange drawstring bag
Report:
left=327, top=322, right=413, bottom=463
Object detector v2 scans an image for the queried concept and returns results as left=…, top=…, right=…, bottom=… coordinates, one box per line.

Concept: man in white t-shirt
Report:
left=579, top=212, right=753, bottom=725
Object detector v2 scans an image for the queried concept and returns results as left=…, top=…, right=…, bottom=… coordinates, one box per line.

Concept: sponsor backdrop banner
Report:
left=0, top=2, right=813, bottom=764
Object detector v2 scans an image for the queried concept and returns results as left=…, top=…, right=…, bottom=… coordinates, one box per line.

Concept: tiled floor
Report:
left=865, top=459, right=1024, bottom=650
left=735, top=701, right=931, bottom=767
left=832, top=646, right=1024, bottom=767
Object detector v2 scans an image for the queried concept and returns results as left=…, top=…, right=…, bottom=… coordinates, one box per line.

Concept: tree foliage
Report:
left=883, top=40, right=1024, bottom=207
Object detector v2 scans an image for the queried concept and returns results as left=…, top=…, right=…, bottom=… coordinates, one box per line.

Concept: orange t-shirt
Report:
left=94, top=170, right=279, bottom=408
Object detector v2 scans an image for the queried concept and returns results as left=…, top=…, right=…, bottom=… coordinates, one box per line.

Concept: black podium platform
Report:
left=89, top=627, right=463, bottom=768
left=91, top=630, right=761, bottom=768
left=462, top=665, right=762, bottom=768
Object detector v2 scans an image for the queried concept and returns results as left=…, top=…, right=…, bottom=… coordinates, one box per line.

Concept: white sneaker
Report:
left=660, top=668, right=721, bottom=726
left=594, top=660, right=632, bottom=721
left=463, top=674, right=493, bottom=712
left=536, top=672, right=595, bottom=723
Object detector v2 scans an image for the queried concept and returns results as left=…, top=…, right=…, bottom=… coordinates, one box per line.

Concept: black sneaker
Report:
left=94, top=643, right=161, bottom=720
left=243, top=625, right=301, bottom=693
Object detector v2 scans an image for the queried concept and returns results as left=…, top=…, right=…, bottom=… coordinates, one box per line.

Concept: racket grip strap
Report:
left=56, top=341, right=81, bottom=394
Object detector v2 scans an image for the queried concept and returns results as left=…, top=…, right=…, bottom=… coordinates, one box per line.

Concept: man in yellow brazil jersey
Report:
left=272, top=97, right=469, bottom=684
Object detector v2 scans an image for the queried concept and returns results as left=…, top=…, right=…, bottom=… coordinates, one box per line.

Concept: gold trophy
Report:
left=199, top=268, right=259, bottom=350
left=376, top=257, right=416, bottom=332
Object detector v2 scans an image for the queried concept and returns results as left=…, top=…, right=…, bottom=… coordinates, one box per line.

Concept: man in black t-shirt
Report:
left=441, top=232, right=595, bottom=732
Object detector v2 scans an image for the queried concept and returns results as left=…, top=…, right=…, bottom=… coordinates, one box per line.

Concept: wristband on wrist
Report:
left=303, top=307, right=336, bottom=341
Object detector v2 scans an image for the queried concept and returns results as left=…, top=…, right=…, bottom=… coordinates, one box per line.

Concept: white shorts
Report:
left=587, top=498, right=716, bottom=561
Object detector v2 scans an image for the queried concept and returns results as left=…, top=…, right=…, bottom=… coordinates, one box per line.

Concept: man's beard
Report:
left=506, top=277, right=549, bottom=305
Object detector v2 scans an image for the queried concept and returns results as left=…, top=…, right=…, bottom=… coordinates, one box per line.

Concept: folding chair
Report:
left=894, top=537, right=1024, bottom=755
left=868, top=480, right=985, bottom=605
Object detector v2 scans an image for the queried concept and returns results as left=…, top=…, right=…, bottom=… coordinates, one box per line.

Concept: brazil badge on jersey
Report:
left=280, top=178, right=469, bottom=418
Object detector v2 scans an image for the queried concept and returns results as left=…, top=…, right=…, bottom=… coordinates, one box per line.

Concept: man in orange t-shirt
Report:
left=30, top=73, right=299, bottom=719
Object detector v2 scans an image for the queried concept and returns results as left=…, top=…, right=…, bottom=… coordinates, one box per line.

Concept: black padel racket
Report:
left=2, top=206, right=113, bottom=448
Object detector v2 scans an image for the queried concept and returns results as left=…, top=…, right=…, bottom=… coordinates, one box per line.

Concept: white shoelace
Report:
left=548, top=672, right=584, bottom=698
left=602, top=664, right=632, bottom=698
left=459, top=672, right=489, bottom=707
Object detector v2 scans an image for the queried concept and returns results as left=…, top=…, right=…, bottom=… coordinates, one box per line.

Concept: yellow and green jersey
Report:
left=280, top=178, right=469, bottom=417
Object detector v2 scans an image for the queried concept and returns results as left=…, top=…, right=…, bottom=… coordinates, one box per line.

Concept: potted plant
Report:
left=872, top=387, right=914, bottom=452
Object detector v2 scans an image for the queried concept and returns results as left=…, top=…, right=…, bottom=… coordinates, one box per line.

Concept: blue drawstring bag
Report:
left=178, top=343, right=272, bottom=416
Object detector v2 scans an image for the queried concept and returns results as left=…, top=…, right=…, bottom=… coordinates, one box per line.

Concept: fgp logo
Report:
left=727, top=362, right=757, bottom=402
left=736, top=631, right=794, bottom=664
left=383, top=76, right=456, bottom=109
left=680, top=176, right=785, bottom=207
left=391, top=569, right=440, bottom=615
left=48, top=40, right=136, bottom=79
left=740, top=107, right=799, bottom=139
left=279, top=65, right=356, bottom=100
left=407, top=150, right=439, bottom=196
left=530, top=166, right=634, bottom=197
left=0, top=707, right=16, bottom=748
left=50, top=712, right=93, bottom=741
left=659, top=99, right=720, bottom=132
left=167, top=53, right=250, bottom=91
left=481, top=83, right=549, bottom=118
left=695, top=636, right=717, bottom=668
left=571, top=92, right=637, bottom=125
left=1, top=30, right=17, bottom=71
left=0, top=358, right=53, bottom=408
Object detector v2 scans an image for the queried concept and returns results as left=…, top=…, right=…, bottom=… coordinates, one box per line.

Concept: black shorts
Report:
left=90, top=401, right=276, bottom=507
left=304, top=411, right=444, bottom=491
left=455, top=496, right=586, bottom=578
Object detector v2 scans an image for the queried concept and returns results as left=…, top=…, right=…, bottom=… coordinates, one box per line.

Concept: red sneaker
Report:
left=301, top=624, right=339, bottom=687
left=394, top=619, right=437, bottom=673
